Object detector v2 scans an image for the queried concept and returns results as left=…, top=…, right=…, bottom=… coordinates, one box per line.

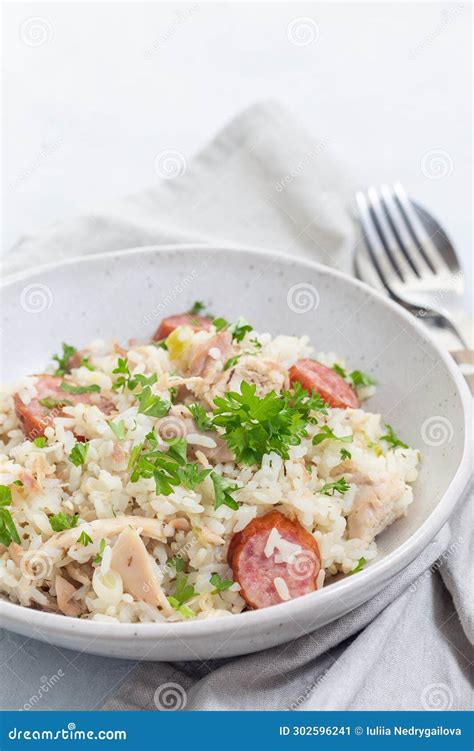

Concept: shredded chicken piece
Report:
left=38, top=516, right=168, bottom=553
left=8, top=542, right=23, bottom=566
left=66, top=562, right=91, bottom=586
left=225, top=356, right=289, bottom=396
left=55, top=575, right=82, bottom=617
left=110, top=527, right=173, bottom=616
left=168, top=518, right=191, bottom=532
left=199, top=526, right=225, bottom=546
left=187, top=331, right=234, bottom=380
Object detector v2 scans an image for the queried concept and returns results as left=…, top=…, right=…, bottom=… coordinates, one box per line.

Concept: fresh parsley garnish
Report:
left=136, top=387, right=170, bottom=418
left=213, top=317, right=230, bottom=332
left=49, top=512, right=79, bottom=532
left=112, top=358, right=158, bottom=392
left=129, top=433, right=209, bottom=496
left=188, top=403, right=214, bottom=431
left=366, top=440, right=384, bottom=457
left=332, top=364, right=376, bottom=389
left=348, top=557, right=366, bottom=575
left=178, top=464, right=211, bottom=490
left=0, top=485, right=20, bottom=546
left=210, top=473, right=239, bottom=511
left=380, top=423, right=409, bottom=449
left=188, top=301, right=206, bottom=316
left=69, top=442, right=89, bottom=467
left=52, top=343, right=77, bottom=376
left=93, top=538, right=106, bottom=564
left=33, top=436, right=47, bottom=448
left=312, top=425, right=353, bottom=446
left=223, top=354, right=242, bottom=371
left=109, top=420, right=126, bottom=440
left=231, top=319, right=253, bottom=343
left=77, top=530, right=93, bottom=546
left=167, top=554, right=185, bottom=573
left=212, top=381, right=327, bottom=465
left=60, top=382, right=101, bottom=395
left=210, top=572, right=233, bottom=593
left=12, top=480, right=23, bottom=487
left=319, top=477, right=350, bottom=496
left=38, top=396, right=72, bottom=410
left=79, top=356, right=95, bottom=371
left=340, top=447, right=352, bottom=460
left=168, top=574, right=197, bottom=618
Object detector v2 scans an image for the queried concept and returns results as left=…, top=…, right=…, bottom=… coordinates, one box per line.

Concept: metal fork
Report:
left=355, top=183, right=472, bottom=348
left=355, top=183, right=473, bottom=392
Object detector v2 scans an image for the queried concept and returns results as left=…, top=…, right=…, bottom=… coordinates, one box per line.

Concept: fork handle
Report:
left=450, top=349, right=474, bottom=394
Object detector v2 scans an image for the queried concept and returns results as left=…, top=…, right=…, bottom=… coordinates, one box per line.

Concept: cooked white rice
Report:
left=0, top=320, right=420, bottom=623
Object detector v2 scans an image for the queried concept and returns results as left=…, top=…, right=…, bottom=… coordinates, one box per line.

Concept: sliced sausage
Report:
left=289, top=359, right=359, bottom=409
left=228, top=510, right=321, bottom=609
left=13, top=374, right=114, bottom=440
left=153, top=313, right=213, bottom=341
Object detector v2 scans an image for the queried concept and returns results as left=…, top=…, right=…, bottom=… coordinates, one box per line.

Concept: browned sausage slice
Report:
left=228, top=510, right=321, bottom=609
left=13, top=375, right=114, bottom=440
left=153, top=313, right=213, bottom=342
left=289, top=359, right=359, bottom=409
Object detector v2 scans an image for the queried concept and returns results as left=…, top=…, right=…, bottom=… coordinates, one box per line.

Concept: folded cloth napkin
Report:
left=2, top=101, right=472, bottom=712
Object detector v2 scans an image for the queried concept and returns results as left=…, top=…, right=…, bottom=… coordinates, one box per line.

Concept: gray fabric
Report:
left=1, top=101, right=472, bottom=712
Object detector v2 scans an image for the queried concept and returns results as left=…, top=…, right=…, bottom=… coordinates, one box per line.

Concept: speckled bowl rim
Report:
left=1, top=243, right=472, bottom=644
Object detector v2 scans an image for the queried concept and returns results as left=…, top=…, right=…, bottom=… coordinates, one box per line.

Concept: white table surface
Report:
left=3, top=1, right=472, bottom=303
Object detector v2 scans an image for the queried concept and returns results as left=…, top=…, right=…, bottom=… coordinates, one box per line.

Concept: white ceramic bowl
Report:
left=1, top=245, right=471, bottom=661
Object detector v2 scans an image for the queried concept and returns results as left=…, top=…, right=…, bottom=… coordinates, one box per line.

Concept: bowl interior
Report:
left=0, top=245, right=466, bottom=565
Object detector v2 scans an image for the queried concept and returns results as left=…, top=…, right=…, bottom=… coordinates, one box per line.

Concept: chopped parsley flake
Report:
left=93, top=538, right=106, bottom=564
left=79, top=356, right=95, bottom=371
left=210, top=572, right=233, bottom=593
left=38, top=396, right=72, bottom=410
left=69, top=442, right=89, bottom=467
left=60, top=382, right=101, bottom=395
left=340, top=447, right=352, bottom=460
left=188, top=403, right=214, bottom=431
left=49, top=512, right=79, bottom=532
left=213, top=317, right=230, bottom=332
left=77, top=530, right=93, bottom=547
left=319, top=477, right=350, bottom=496
left=223, top=354, right=242, bottom=371
left=112, top=358, right=158, bottom=392
left=0, top=485, right=20, bottom=546
left=312, top=425, right=353, bottom=446
left=168, top=574, right=197, bottom=618
left=129, top=433, right=209, bottom=496
left=109, top=420, right=127, bottom=440
left=52, top=343, right=77, bottom=376
left=380, top=423, right=409, bottom=449
left=231, top=319, right=253, bottom=343
left=167, top=554, right=185, bottom=573
left=348, top=557, right=366, bottom=575
left=332, top=364, right=376, bottom=389
left=136, top=386, right=170, bottom=418
left=33, top=436, right=47, bottom=448
left=210, top=473, right=239, bottom=511
left=188, top=301, right=206, bottom=316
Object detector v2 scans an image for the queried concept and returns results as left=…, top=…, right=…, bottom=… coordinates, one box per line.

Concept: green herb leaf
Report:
left=77, top=530, right=93, bottom=547
left=33, top=437, right=47, bottom=448
left=332, top=363, right=347, bottom=378
left=210, top=572, right=233, bottom=593
left=319, top=477, right=350, bottom=496
left=60, top=382, right=101, bottom=395
left=211, top=473, right=239, bottom=511
left=380, top=423, right=409, bottom=449
left=348, top=557, right=366, bottom=575
left=12, top=480, right=23, bottom=487
left=49, top=512, right=79, bottom=532
left=109, top=420, right=126, bottom=441
left=52, top=343, right=77, bottom=376
left=93, top=538, right=106, bottom=564
left=168, top=574, right=197, bottom=618
left=312, top=425, right=353, bottom=446
left=69, top=442, right=89, bottom=467
left=136, top=387, right=170, bottom=417
left=213, top=317, right=229, bottom=332
left=79, top=356, right=95, bottom=371
left=223, top=354, right=242, bottom=371
left=350, top=370, right=376, bottom=388
left=178, top=464, right=211, bottom=490
left=231, top=320, right=253, bottom=343
left=39, top=396, right=72, bottom=410
left=340, top=448, right=352, bottom=460
left=188, top=403, right=214, bottom=431
left=0, top=485, right=20, bottom=546
left=167, top=554, right=185, bottom=573
left=188, top=301, right=205, bottom=316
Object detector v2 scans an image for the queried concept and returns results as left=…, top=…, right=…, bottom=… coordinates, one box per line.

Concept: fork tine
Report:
left=355, top=191, right=398, bottom=293
left=392, top=183, right=451, bottom=275
left=379, top=184, right=433, bottom=278
left=366, top=186, right=418, bottom=282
